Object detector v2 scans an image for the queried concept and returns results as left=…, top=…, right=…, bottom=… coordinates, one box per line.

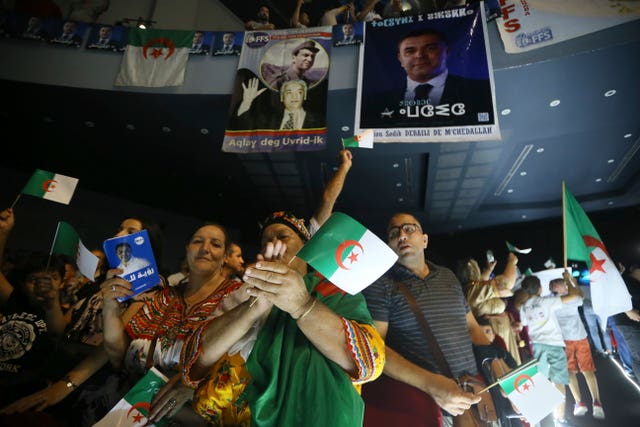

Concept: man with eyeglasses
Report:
left=362, top=212, right=495, bottom=426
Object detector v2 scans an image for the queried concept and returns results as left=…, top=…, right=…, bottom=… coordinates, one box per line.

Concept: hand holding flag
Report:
left=296, top=212, right=397, bottom=294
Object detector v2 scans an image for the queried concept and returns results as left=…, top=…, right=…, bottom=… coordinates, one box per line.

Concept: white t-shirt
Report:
left=520, top=295, right=565, bottom=347
left=554, top=297, right=587, bottom=341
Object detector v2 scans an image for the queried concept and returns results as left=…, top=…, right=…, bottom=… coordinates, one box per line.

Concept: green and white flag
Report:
left=50, top=221, right=99, bottom=281
left=342, top=129, right=373, bottom=149
left=498, top=359, right=564, bottom=425
left=563, top=183, right=631, bottom=326
left=115, top=28, right=194, bottom=87
left=505, top=240, right=531, bottom=254
left=95, top=367, right=169, bottom=427
left=296, top=212, right=397, bottom=294
left=21, top=169, right=78, bottom=205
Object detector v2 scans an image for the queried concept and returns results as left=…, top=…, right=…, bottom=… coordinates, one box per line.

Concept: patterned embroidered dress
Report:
left=124, top=279, right=243, bottom=376
left=183, top=272, right=385, bottom=427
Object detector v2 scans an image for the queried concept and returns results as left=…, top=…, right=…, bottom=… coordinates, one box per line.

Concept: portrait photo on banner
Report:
left=222, top=27, right=332, bottom=154
left=356, top=2, right=501, bottom=142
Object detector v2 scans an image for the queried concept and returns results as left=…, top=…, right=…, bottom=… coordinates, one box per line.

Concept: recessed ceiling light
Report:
left=84, top=121, right=95, bottom=128
left=549, top=100, right=561, bottom=107
left=392, top=163, right=399, bottom=168
left=604, top=89, right=616, bottom=97
left=520, top=171, right=527, bottom=176
left=608, top=201, right=614, bottom=205
left=396, top=182, right=402, bottom=187
left=397, top=197, right=404, bottom=202
left=501, top=108, right=511, bottom=116
left=595, top=178, right=602, bottom=182
left=521, top=215, right=527, bottom=219
left=536, top=148, right=544, bottom=153
left=43, top=116, right=53, bottom=123
left=162, top=126, right=171, bottom=133
left=341, top=126, right=350, bottom=132
left=624, top=133, right=632, bottom=138
left=200, top=128, right=209, bottom=135
left=457, top=225, right=462, bottom=229
left=507, top=188, right=514, bottom=193
left=607, top=159, right=615, bottom=164
left=126, top=124, right=136, bottom=130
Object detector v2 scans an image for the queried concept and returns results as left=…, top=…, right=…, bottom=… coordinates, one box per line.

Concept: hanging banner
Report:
left=355, top=2, right=500, bottom=143
left=496, top=0, right=640, bottom=54
left=222, top=27, right=332, bottom=153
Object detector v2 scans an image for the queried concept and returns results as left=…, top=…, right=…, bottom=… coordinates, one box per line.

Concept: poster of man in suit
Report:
left=355, top=2, right=501, bottom=142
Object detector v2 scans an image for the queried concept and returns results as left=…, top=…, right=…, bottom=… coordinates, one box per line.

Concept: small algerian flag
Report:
left=21, top=169, right=78, bottom=205
left=505, top=241, right=532, bottom=254
left=115, top=28, right=194, bottom=87
left=342, top=129, right=374, bottom=149
left=497, top=359, right=564, bottom=425
left=296, top=212, right=397, bottom=294
left=94, top=367, right=169, bottom=427
left=50, top=221, right=99, bottom=281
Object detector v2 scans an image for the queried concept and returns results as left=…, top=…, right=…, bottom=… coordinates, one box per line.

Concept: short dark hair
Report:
left=398, top=28, right=447, bottom=50
left=521, top=276, right=541, bottom=295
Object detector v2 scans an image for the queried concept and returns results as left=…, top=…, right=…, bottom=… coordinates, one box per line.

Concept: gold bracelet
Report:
left=296, top=298, right=317, bottom=321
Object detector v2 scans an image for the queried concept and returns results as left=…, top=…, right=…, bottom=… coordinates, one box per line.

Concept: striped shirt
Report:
left=363, top=261, right=477, bottom=377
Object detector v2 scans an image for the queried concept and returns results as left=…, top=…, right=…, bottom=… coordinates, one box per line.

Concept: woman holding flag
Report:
left=162, top=211, right=385, bottom=427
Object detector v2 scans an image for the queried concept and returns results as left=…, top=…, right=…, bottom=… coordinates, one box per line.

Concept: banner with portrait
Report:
left=222, top=27, right=332, bottom=153
left=496, top=0, right=640, bottom=53
left=355, top=2, right=500, bottom=143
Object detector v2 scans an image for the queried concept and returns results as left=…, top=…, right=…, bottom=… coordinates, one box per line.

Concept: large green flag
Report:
left=296, top=212, right=397, bottom=294
left=115, top=28, right=194, bottom=87
left=563, top=183, right=631, bottom=325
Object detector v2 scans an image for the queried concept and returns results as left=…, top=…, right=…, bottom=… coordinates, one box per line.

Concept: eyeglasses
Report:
left=388, top=223, right=421, bottom=240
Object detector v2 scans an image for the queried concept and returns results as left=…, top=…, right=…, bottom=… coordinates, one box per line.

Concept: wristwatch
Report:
left=63, top=375, right=78, bottom=390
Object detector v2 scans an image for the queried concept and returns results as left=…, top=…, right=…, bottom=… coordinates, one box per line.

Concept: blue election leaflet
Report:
left=103, top=230, right=159, bottom=301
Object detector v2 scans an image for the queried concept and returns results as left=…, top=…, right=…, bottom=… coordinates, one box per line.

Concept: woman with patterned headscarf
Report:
left=169, top=211, right=385, bottom=427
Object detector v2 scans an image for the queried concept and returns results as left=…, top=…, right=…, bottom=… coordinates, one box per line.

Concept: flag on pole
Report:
left=342, top=129, right=374, bottom=149
left=296, top=212, right=397, bottom=294
left=505, top=241, right=532, bottom=254
left=563, top=184, right=632, bottom=325
left=21, top=169, right=78, bottom=205
left=115, top=28, right=194, bottom=87
left=497, top=359, right=564, bottom=425
left=50, top=221, right=99, bottom=281
left=94, top=367, right=169, bottom=427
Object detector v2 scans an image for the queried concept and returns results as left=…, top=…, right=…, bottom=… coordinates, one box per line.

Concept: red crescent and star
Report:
left=335, top=240, right=364, bottom=270
left=41, top=179, right=57, bottom=192
left=128, top=401, right=151, bottom=423
left=142, top=37, right=176, bottom=59
left=514, top=374, right=533, bottom=394
left=582, top=235, right=608, bottom=275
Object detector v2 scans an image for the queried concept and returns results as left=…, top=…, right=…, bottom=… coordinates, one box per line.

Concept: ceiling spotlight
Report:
left=392, top=163, right=399, bottom=168
left=519, top=171, right=527, bottom=176
left=607, top=159, right=614, bottom=164
left=595, top=178, right=602, bottom=182
left=521, top=215, right=527, bottom=219
left=608, top=201, right=614, bottom=205
left=84, top=121, right=95, bottom=128
left=121, top=17, right=155, bottom=29
left=624, top=133, right=632, bottom=138
left=396, top=182, right=402, bottom=187
left=397, top=197, right=404, bottom=202
left=507, top=188, right=514, bottom=193
left=43, top=116, right=53, bottom=123
left=200, top=128, right=209, bottom=135
left=162, top=126, right=171, bottom=133
left=126, top=124, right=136, bottom=130
left=604, top=89, right=616, bottom=97
left=549, top=100, right=561, bottom=107
left=536, top=148, right=544, bottom=153
left=341, top=126, right=350, bottom=132
left=501, top=108, right=511, bottom=116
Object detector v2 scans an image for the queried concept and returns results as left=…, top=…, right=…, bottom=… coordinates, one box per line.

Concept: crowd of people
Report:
left=1, top=148, right=637, bottom=427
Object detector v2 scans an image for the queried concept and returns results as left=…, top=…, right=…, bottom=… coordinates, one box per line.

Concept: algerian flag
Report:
left=21, top=169, right=78, bottom=205
left=95, top=367, right=169, bottom=427
left=296, top=212, right=397, bottom=294
left=563, top=183, right=632, bottom=326
left=342, top=129, right=373, bottom=149
left=497, top=359, right=564, bottom=425
left=50, top=221, right=99, bottom=281
left=505, top=241, right=531, bottom=254
left=115, top=28, right=194, bottom=87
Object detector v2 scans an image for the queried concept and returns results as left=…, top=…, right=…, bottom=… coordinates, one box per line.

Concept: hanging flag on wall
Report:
left=563, top=183, right=632, bottom=325
left=222, top=26, right=332, bottom=153
left=21, top=169, right=78, bottom=205
left=296, top=212, right=397, bottom=294
left=115, top=28, right=194, bottom=87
